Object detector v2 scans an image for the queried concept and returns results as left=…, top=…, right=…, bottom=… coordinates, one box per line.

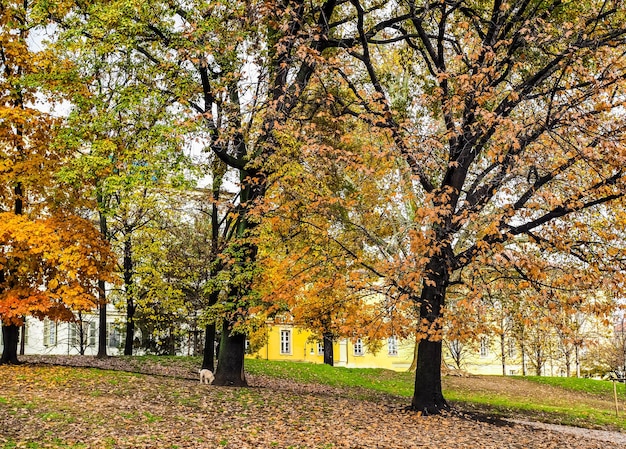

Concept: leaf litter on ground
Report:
left=0, top=355, right=623, bottom=448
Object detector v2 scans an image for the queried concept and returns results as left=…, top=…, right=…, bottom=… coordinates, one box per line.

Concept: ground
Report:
left=0, top=356, right=624, bottom=448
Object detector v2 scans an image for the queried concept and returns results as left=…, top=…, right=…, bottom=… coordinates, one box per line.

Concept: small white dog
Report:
left=199, top=369, right=214, bottom=384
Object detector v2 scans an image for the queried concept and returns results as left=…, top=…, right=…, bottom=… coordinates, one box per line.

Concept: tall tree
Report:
left=333, top=0, right=626, bottom=413
left=49, top=29, right=191, bottom=357
left=0, top=0, right=116, bottom=363
left=45, top=0, right=350, bottom=385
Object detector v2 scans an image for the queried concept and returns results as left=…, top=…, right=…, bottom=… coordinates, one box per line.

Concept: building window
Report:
left=43, top=320, right=57, bottom=347
left=480, top=337, right=489, bottom=358
left=317, top=342, right=324, bottom=355
left=280, top=329, right=291, bottom=354
left=71, top=322, right=96, bottom=347
left=353, top=338, right=364, bottom=356
left=387, top=336, right=398, bottom=356
left=507, top=338, right=516, bottom=358
left=107, top=323, right=122, bottom=348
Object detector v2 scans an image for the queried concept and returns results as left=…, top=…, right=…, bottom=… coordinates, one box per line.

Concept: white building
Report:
left=1, top=305, right=124, bottom=357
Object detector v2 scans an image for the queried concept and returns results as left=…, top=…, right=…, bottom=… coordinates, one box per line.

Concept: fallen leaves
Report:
left=0, top=357, right=623, bottom=448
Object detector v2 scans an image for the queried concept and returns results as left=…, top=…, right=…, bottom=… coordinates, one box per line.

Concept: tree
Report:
left=0, top=0, right=117, bottom=364
left=326, top=0, right=626, bottom=412
left=256, top=110, right=416, bottom=365
left=45, top=0, right=354, bottom=385
left=48, top=24, right=192, bottom=357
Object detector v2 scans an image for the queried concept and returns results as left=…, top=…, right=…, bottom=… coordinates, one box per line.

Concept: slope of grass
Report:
left=524, top=375, right=626, bottom=396
left=242, top=358, right=626, bottom=431
left=44, top=355, right=626, bottom=432
left=6, top=363, right=623, bottom=449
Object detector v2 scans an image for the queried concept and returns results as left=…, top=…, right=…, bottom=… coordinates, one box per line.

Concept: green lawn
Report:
left=242, top=358, right=626, bottom=430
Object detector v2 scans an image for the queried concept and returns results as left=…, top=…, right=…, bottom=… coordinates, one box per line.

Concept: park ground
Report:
left=1, top=356, right=625, bottom=448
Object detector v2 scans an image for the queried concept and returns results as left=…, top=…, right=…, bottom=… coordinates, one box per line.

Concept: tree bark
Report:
left=202, top=323, right=216, bottom=372
left=213, top=319, right=247, bottom=386
left=412, top=338, right=448, bottom=414
left=19, top=322, right=26, bottom=356
left=323, top=332, right=334, bottom=366
left=410, top=256, right=450, bottom=414
left=501, top=333, right=506, bottom=376
left=1, top=324, right=20, bottom=364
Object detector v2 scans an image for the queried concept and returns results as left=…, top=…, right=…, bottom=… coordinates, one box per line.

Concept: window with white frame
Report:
left=317, top=342, right=324, bottom=355
left=280, top=329, right=291, bottom=354
left=480, top=336, right=489, bottom=358
left=353, top=338, right=364, bottom=356
left=387, top=336, right=399, bottom=356
left=43, top=320, right=57, bottom=347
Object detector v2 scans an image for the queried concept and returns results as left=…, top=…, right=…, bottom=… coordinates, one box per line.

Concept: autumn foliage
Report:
left=0, top=213, right=117, bottom=326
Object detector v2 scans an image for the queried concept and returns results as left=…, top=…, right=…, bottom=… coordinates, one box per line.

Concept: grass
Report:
left=242, top=358, right=626, bottom=431
left=525, top=375, right=626, bottom=396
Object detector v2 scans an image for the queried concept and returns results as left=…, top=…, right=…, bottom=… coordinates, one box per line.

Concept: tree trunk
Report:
left=19, top=322, right=26, bottom=356
left=412, top=338, right=447, bottom=414
left=96, top=280, right=108, bottom=358
left=202, top=323, right=216, bottom=371
left=1, top=324, right=20, bottom=364
left=213, top=319, right=247, bottom=386
left=2, top=184, right=23, bottom=364
left=323, top=332, right=334, bottom=366
left=501, top=333, right=506, bottom=376
left=123, top=233, right=135, bottom=356
left=410, top=256, right=450, bottom=414
left=96, top=203, right=108, bottom=359
left=78, top=313, right=86, bottom=355
left=124, top=305, right=135, bottom=356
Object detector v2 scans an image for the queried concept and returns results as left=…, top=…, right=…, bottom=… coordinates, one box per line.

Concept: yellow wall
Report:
left=248, top=324, right=415, bottom=372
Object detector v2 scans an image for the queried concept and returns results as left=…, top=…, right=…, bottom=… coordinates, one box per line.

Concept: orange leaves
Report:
left=0, top=212, right=118, bottom=325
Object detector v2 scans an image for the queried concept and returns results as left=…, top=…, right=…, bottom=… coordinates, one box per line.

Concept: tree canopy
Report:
left=2, top=0, right=626, bottom=416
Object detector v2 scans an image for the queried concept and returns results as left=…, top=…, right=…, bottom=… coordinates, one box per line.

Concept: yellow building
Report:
left=248, top=323, right=605, bottom=376
left=248, top=324, right=529, bottom=375
left=249, top=324, right=415, bottom=371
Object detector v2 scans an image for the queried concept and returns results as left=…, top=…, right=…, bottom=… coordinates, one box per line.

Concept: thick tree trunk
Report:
left=410, top=256, right=450, bottom=414
left=412, top=338, right=447, bottom=414
left=202, top=323, right=216, bottom=372
left=1, top=324, right=20, bottom=364
left=323, top=332, right=334, bottom=366
left=213, top=319, right=247, bottom=386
